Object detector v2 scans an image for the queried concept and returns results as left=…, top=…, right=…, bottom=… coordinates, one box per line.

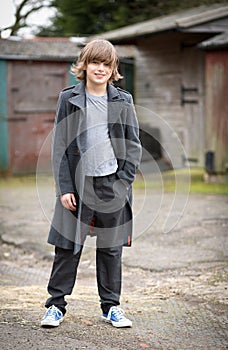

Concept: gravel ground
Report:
left=0, top=176, right=227, bottom=349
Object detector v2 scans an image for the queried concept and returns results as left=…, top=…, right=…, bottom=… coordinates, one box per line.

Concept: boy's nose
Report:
left=97, top=63, right=105, bottom=70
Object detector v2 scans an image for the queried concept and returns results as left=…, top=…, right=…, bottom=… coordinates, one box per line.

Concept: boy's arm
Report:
left=52, top=92, right=75, bottom=197
left=117, top=95, right=142, bottom=186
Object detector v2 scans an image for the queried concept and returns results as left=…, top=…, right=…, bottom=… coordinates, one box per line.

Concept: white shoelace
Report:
left=108, top=306, right=125, bottom=320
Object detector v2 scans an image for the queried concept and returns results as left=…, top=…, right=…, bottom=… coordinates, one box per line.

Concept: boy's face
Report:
left=86, top=61, right=113, bottom=87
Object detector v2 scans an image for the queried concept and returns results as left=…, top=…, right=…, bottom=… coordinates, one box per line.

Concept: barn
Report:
left=1, top=3, right=228, bottom=175
left=93, top=3, right=228, bottom=173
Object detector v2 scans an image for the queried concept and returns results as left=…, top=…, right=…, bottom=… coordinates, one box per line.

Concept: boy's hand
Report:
left=60, top=193, right=77, bottom=211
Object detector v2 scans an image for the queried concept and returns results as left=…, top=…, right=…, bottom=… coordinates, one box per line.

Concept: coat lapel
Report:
left=68, top=82, right=86, bottom=110
left=107, top=84, right=125, bottom=128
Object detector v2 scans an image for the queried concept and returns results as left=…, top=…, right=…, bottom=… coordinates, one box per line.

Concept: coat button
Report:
left=76, top=149, right=80, bottom=155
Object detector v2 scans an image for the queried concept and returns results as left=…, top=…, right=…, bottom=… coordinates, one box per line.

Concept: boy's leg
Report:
left=96, top=245, right=123, bottom=314
left=93, top=174, right=125, bottom=314
left=45, top=246, right=83, bottom=314
left=96, top=242, right=133, bottom=328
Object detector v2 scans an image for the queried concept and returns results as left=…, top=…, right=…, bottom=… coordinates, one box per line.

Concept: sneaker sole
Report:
left=101, top=316, right=132, bottom=328
left=111, top=320, right=132, bottom=328
left=41, top=317, right=64, bottom=327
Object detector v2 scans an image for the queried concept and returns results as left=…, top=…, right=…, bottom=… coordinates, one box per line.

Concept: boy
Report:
left=41, top=39, right=141, bottom=328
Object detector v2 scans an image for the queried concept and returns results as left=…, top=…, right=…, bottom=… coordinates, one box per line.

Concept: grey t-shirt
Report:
left=83, top=91, right=118, bottom=176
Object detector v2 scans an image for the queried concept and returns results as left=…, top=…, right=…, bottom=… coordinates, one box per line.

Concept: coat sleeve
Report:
left=117, top=94, right=142, bottom=186
left=52, top=92, right=75, bottom=196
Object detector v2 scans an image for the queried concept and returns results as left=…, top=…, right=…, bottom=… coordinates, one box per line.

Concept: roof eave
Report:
left=90, top=4, right=228, bottom=43
left=0, top=55, right=75, bottom=61
left=198, top=32, right=228, bottom=50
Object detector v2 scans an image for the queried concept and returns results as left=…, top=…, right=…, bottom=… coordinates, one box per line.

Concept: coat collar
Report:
left=68, top=81, right=124, bottom=109
left=68, top=81, right=86, bottom=109
left=107, top=84, right=124, bottom=102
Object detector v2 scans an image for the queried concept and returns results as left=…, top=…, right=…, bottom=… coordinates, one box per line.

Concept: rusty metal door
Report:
left=205, top=51, right=228, bottom=172
left=181, top=47, right=205, bottom=166
left=7, top=60, right=68, bottom=174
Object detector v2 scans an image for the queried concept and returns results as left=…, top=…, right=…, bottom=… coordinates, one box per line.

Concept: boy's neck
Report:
left=85, top=81, right=108, bottom=96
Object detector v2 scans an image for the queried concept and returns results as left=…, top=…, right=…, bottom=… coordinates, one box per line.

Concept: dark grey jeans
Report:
left=45, top=245, right=122, bottom=315
left=45, top=173, right=126, bottom=315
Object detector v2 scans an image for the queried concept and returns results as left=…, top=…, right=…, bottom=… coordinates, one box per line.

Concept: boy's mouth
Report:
left=95, top=73, right=105, bottom=77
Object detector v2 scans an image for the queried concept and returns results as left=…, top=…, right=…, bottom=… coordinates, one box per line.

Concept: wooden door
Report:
left=7, top=61, right=68, bottom=174
left=181, top=47, right=205, bottom=166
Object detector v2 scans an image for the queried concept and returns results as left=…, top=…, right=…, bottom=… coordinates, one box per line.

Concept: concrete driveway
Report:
left=0, top=175, right=227, bottom=349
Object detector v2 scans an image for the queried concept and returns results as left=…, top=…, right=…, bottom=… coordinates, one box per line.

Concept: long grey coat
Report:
left=48, top=82, right=142, bottom=253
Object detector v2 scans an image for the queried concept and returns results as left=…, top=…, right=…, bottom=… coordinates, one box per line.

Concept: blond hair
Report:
left=71, top=39, right=123, bottom=83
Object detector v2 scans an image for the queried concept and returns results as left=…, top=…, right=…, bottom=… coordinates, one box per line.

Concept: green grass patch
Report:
left=1, top=168, right=228, bottom=195
left=0, top=174, right=37, bottom=188
left=134, top=168, right=228, bottom=195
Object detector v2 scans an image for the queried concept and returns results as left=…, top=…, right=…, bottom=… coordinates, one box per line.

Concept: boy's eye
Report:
left=91, top=61, right=111, bottom=66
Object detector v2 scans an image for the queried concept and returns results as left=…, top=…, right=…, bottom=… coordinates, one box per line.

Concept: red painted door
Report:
left=7, top=60, right=68, bottom=174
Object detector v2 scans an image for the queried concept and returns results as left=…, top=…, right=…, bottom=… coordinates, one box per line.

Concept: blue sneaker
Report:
left=41, top=305, right=64, bottom=327
left=102, top=306, right=132, bottom=328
